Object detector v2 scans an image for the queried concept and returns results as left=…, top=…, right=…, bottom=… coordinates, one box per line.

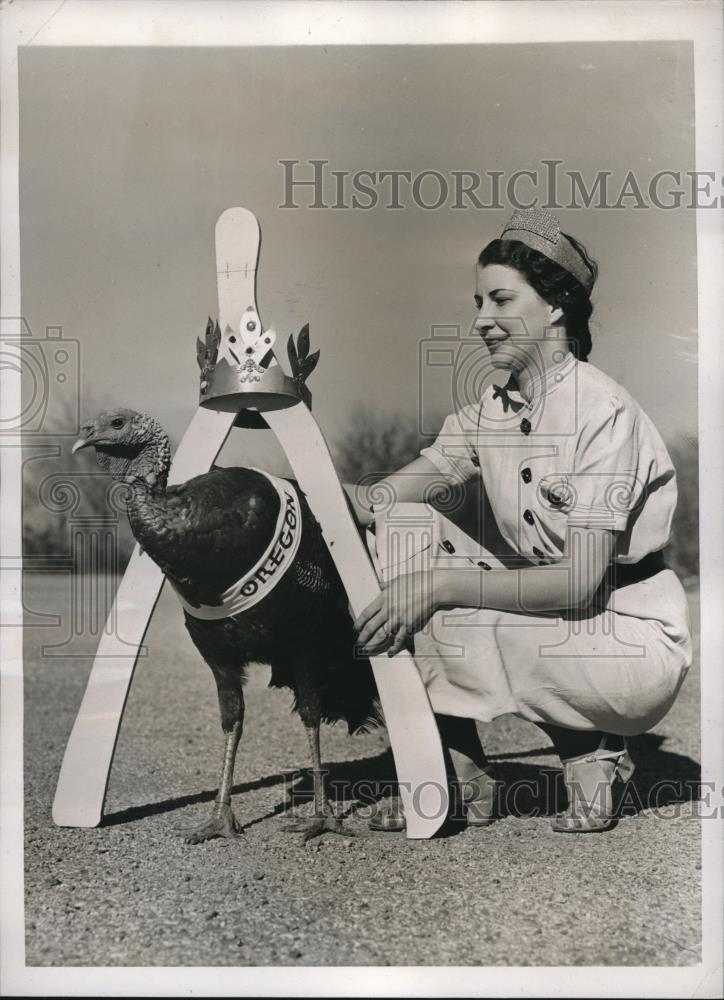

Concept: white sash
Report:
left=172, top=470, right=303, bottom=620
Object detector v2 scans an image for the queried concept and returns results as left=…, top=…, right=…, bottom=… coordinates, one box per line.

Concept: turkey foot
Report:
left=283, top=809, right=348, bottom=842
left=184, top=723, right=244, bottom=844
left=284, top=721, right=349, bottom=841
left=185, top=802, right=243, bottom=844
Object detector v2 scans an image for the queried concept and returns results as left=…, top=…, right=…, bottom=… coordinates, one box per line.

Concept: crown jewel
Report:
left=196, top=313, right=317, bottom=417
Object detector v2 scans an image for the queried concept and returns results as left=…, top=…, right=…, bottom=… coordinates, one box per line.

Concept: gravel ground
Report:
left=23, top=572, right=701, bottom=967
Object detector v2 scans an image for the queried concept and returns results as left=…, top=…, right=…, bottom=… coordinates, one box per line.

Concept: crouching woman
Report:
left=351, top=208, right=693, bottom=833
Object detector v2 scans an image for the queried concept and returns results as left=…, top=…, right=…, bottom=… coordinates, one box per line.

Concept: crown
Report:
left=500, top=207, right=594, bottom=292
left=196, top=309, right=319, bottom=422
left=502, top=207, right=560, bottom=245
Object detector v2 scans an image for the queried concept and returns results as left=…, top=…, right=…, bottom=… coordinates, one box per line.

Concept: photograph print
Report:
left=2, top=2, right=722, bottom=996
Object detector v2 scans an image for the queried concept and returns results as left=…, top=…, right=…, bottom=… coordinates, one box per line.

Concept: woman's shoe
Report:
left=458, top=767, right=499, bottom=827
left=551, top=736, right=635, bottom=834
left=367, top=768, right=499, bottom=833
left=367, top=801, right=406, bottom=832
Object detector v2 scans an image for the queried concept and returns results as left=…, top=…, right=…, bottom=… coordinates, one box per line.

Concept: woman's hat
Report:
left=500, top=208, right=594, bottom=293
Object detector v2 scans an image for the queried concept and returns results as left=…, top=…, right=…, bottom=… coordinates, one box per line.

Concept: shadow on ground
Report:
left=102, top=732, right=701, bottom=835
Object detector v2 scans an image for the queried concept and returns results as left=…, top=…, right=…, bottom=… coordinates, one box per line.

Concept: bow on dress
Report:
left=491, top=374, right=526, bottom=414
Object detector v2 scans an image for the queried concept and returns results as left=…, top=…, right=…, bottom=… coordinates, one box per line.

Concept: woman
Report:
left=351, top=207, right=692, bottom=833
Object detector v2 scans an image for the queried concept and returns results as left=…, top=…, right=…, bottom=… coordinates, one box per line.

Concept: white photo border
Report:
left=1, top=2, right=722, bottom=997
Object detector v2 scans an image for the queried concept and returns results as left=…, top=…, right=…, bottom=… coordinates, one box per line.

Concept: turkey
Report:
left=72, top=407, right=381, bottom=843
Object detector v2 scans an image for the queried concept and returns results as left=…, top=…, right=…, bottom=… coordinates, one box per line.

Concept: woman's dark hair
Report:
left=478, top=235, right=598, bottom=362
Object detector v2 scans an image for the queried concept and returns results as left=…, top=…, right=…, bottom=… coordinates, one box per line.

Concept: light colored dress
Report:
left=370, top=350, right=692, bottom=735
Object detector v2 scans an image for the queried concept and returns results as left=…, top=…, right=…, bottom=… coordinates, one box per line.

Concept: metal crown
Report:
left=196, top=312, right=317, bottom=419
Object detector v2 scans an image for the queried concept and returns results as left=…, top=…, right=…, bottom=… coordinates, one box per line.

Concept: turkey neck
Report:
left=121, top=442, right=172, bottom=548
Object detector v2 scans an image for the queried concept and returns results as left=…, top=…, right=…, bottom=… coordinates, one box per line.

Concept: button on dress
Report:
left=369, top=352, right=692, bottom=735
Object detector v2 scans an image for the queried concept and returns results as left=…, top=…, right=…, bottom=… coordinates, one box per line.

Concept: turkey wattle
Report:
left=73, top=407, right=380, bottom=843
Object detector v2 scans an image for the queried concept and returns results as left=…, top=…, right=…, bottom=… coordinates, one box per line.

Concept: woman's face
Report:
left=474, top=264, right=563, bottom=373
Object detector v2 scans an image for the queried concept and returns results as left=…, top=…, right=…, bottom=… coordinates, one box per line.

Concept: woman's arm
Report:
left=439, top=524, right=617, bottom=614
left=343, top=455, right=457, bottom=527
left=355, top=524, right=617, bottom=655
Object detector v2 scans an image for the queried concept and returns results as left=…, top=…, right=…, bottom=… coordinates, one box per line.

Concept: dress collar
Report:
left=503, top=350, right=577, bottom=409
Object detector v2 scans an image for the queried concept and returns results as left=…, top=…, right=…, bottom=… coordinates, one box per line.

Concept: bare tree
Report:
left=333, top=403, right=436, bottom=483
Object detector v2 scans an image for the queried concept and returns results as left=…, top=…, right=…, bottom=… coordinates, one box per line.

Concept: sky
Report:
left=19, top=42, right=697, bottom=474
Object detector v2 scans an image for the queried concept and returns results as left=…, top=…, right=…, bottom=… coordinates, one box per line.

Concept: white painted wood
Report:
left=52, top=214, right=262, bottom=828
left=265, top=406, right=449, bottom=838
left=215, top=207, right=261, bottom=335
left=215, top=206, right=448, bottom=838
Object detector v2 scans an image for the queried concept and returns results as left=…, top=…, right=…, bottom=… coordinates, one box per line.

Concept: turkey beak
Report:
left=72, top=420, right=102, bottom=454
left=72, top=429, right=98, bottom=454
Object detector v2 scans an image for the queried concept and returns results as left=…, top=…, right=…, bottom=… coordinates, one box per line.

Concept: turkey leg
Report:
left=284, top=663, right=346, bottom=841
left=185, top=673, right=245, bottom=843
left=284, top=721, right=346, bottom=842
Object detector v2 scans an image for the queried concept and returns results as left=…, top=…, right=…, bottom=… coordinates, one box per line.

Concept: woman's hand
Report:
left=354, top=570, right=442, bottom=658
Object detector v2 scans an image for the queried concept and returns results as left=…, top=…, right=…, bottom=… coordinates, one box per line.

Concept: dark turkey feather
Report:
left=125, top=461, right=379, bottom=734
